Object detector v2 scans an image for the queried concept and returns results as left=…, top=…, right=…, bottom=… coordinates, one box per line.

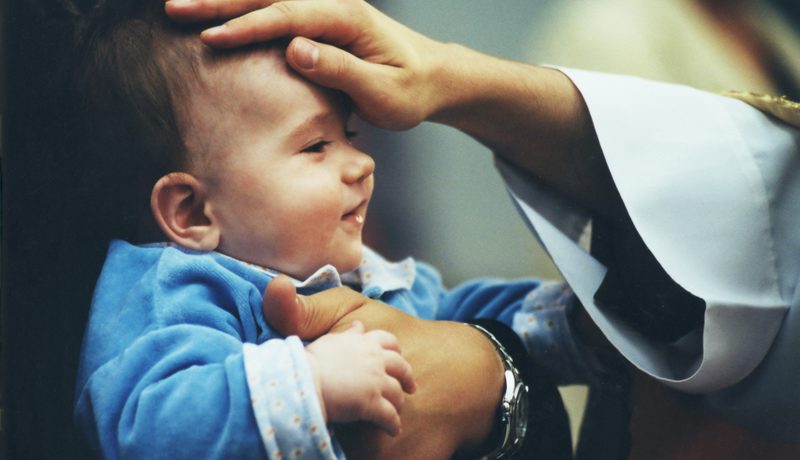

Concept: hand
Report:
left=305, top=320, right=415, bottom=437
left=263, top=276, right=504, bottom=460
left=164, top=0, right=621, bottom=217
left=164, top=0, right=448, bottom=130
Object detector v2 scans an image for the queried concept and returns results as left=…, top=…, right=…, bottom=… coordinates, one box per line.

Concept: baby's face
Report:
left=184, top=49, right=374, bottom=279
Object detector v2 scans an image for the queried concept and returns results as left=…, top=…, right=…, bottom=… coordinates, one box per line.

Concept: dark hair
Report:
left=72, top=0, right=204, bottom=242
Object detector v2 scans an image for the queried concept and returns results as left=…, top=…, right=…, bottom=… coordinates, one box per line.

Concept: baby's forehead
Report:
left=180, top=44, right=292, bottom=131
left=198, top=44, right=289, bottom=93
left=177, top=42, right=348, bottom=161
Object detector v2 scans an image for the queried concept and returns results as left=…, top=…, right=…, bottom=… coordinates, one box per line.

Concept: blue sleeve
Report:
left=412, top=262, right=540, bottom=326
left=76, top=325, right=266, bottom=459
left=75, top=244, right=340, bottom=460
left=412, top=261, right=595, bottom=385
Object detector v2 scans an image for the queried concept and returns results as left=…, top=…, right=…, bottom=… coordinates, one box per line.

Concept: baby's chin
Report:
left=330, top=250, right=364, bottom=276
left=278, top=249, right=364, bottom=281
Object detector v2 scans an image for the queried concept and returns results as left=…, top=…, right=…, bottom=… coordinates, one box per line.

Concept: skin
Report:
left=150, top=47, right=416, bottom=437
left=180, top=47, right=375, bottom=279
left=161, top=0, right=609, bottom=457
left=263, top=276, right=505, bottom=460
left=164, top=1, right=800, bottom=457
left=165, top=0, right=626, bottom=220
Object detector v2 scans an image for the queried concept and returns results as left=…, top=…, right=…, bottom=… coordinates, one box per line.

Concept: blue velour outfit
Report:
left=75, top=240, right=564, bottom=459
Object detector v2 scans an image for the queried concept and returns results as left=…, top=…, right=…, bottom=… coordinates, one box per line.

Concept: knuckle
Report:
left=212, top=1, right=226, bottom=18
left=300, top=306, right=318, bottom=335
left=365, top=387, right=382, bottom=410
left=271, top=1, right=295, bottom=18
left=330, top=55, right=350, bottom=82
left=270, top=1, right=300, bottom=32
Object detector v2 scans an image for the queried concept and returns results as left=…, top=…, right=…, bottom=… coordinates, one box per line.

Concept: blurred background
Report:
left=362, top=0, right=800, bottom=287
left=360, top=0, right=560, bottom=286
left=3, top=0, right=799, bottom=458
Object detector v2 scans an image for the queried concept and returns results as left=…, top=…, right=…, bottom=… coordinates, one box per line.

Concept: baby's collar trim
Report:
left=146, top=242, right=416, bottom=294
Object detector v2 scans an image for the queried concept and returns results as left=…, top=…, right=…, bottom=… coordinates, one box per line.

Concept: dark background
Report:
left=3, top=0, right=101, bottom=458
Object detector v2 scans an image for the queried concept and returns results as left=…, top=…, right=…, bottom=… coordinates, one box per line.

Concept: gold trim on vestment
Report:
left=723, top=90, right=800, bottom=128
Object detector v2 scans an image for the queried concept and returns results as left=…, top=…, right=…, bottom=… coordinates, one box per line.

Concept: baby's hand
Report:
left=305, top=321, right=416, bottom=436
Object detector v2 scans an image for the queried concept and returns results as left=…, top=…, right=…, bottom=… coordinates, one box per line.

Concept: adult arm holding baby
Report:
left=262, top=276, right=512, bottom=460
left=73, top=240, right=416, bottom=459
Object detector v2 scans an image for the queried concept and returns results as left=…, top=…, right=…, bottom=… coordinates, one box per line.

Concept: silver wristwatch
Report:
left=470, top=322, right=530, bottom=459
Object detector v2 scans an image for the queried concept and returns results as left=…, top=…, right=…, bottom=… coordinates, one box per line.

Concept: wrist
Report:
left=426, top=42, right=494, bottom=125
left=467, top=320, right=532, bottom=459
left=304, top=349, right=328, bottom=423
left=450, top=322, right=507, bottom=458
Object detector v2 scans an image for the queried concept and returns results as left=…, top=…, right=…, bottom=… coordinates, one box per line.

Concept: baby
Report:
left=74, top=1, right=543, bottom=459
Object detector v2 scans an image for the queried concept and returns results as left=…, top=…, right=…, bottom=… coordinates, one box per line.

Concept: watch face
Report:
left=515, top=383, right=530, bottom=442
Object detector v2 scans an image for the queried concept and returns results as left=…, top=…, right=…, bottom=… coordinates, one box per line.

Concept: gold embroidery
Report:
left=722, top=90, right=800, bottom=128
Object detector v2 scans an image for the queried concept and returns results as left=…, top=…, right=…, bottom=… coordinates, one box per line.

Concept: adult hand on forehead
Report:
left=165, top=1, right=620, bottom=217
left=165, top=0, right=445, bottom=131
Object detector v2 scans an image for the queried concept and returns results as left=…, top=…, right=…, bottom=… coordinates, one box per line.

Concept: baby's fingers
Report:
left=365, top=329, right=401, bottom=353
left=346, top=320, right=365, bottom=333
left=384, top=350, right=416, bottom=394
left=366, top=397, right=402, bottom=437
left=381, top=375, right=405, bottom=412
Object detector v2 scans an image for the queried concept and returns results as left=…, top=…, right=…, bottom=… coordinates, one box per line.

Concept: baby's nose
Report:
left=343, top=149, right=375, bottom=184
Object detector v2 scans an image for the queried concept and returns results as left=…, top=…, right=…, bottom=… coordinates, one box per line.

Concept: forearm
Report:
left=426, top=43, right=622, bottom=218
left=328, top=308, right=504, bottom=459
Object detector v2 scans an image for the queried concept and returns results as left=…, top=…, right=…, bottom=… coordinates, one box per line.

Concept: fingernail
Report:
left=167, top=0, right=192, bottom=6
left=202, top=24, right=227, bottom=38
left=293, top=38, right=319, bottom=70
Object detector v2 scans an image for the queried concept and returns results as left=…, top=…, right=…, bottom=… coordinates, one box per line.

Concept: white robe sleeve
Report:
left=498, top=68, right=800, bottom=393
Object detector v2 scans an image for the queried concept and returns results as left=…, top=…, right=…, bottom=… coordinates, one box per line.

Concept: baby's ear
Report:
left=150, top=172, right=220, bottom=250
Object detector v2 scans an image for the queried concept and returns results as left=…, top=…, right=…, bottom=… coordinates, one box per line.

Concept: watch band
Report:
left=469, top=319, right=531, bottom=459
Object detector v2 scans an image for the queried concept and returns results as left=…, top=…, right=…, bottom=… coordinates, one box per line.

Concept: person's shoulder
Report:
left=91, top=241, right=265, bottom=340
left=95, top=240, right=167, bottom=289
left=98, top=240, right=255, bottom=299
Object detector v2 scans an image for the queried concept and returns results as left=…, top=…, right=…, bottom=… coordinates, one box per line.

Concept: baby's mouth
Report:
left=342, top=200, right=368, bottom=225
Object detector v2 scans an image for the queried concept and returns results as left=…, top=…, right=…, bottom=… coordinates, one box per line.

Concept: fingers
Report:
left=383, top=349, right=417, bottom=394
left=200, top=1, right=363, bottom=49
left=361, top=329, right=416, bottom=394
left=264, top=275, right=373, bottom=338
left=346, top=319, right=365, bottom=333
left=306, top=325, right=414, bottom=432
left=165, top=0, right=276, bottom=23
left=338, top=328, right=416, bottom=395
left=262, top=275, right=302, bottom=335
left=292, top=287, right=369, bottom=338
left=286, top=37, right=383, bottom=96
left=363, top=329, right=400, bottom=353
left=368, top=396, right=402, bottom=437
left=286, top=37, right=418, bottom=130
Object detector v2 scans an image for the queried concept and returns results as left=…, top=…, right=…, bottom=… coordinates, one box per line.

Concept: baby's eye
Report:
left=302, top=140, right=332, bottom=154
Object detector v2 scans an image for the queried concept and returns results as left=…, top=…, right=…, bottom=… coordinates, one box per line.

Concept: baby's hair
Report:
left=72, top=0, right=286, bottom=243
left=72, top=0, right=205, bottom=242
